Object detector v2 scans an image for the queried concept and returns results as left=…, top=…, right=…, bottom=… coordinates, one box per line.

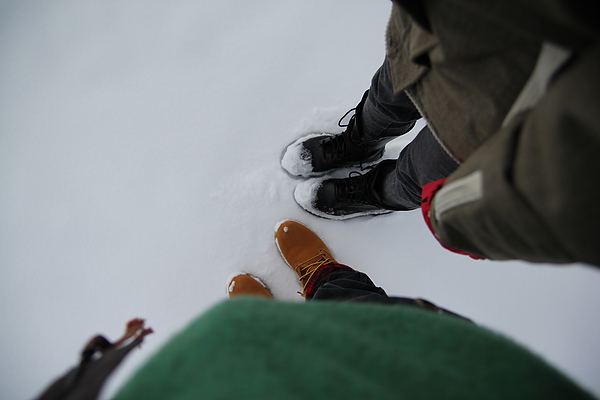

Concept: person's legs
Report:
left=286, top=56, right=459, bottom=217
left=282, top=58, right=419, bottom=178
left=274, top=220, right=471, bottom=321
left=358, top=58, right=422, bottom=142
left=306, top=267, right=388, bottom=301
left=376, top=126, right=460, bottom=209
left=294, top=128, right=459, bottom=218
left=309, top=267, right=471, bottom=321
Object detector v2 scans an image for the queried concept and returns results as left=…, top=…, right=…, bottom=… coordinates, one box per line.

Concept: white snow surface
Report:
left=1, top=2, right=599, bottom=399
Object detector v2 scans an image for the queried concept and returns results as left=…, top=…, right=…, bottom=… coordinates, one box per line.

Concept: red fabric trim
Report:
left=421, top=179, right=484, bottom=260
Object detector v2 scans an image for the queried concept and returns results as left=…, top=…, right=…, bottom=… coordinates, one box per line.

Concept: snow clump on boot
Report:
left=281, top=133, right=331, bottom=177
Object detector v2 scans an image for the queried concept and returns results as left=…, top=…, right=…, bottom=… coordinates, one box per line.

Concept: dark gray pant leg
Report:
left=377, top=126, right=459, bottom=209
left=356, top=58, right=421, bottom=142
left=312, top=269, right=472, bottom=322
left=356, top=58, right=459, bottom=210
left=311, top=269, right=389, bottom=302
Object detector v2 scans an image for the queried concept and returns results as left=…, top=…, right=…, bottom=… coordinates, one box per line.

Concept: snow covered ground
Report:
left=1, top=2, right=599, bottom=399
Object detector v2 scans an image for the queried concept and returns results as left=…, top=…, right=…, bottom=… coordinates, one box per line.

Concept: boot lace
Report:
left=295, top=249, right=335, bottom=296
left=335, top=169, right=379, bottom=206
left=320, top=108, right=365, bottom=162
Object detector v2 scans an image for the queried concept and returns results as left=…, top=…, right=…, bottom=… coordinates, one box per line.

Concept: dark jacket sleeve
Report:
left=427, top=45, right=600, bottom=267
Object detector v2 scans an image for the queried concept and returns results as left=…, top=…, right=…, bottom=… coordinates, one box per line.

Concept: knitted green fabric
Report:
left=114, top=298, right=594, bottom=400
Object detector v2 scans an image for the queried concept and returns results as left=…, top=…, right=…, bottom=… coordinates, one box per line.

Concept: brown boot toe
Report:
left=227, top=273, right=273, bottom=299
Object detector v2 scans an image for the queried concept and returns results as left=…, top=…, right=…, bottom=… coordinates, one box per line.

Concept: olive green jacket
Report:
left=387, top=0, right=600, bottom=265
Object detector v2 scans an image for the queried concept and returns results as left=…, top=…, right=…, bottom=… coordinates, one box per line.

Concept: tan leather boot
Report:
left=227, top=273, right=273, bottom=299
left=275, top=220, right=338, bottom=295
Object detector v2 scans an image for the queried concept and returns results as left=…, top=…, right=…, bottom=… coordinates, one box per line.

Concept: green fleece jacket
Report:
left=113, top=299, right=594, bottom=400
